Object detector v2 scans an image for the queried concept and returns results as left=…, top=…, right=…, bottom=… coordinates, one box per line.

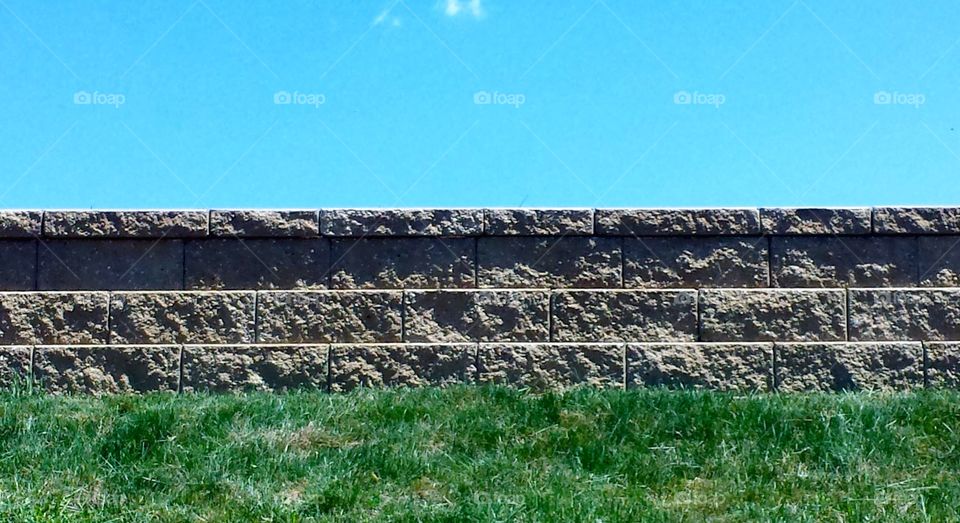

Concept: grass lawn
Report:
left=1, top=387, right=958, bottom=522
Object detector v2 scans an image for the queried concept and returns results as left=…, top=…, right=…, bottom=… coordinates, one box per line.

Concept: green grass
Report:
left=1, top=387, right=958, bottom=522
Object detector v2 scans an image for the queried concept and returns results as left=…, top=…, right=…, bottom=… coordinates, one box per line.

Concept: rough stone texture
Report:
left=925, top=342, right=960, bottom=389
left=478, top=343, right=623, bottom=388
left=0, top=240, right=36, bottom=290
left=32, top=345, right=179, bottom=394
left=330, top=344, right=476, bottom=391
left=404, top=290, right=549, bottom=342
left=595, top=208, right=760, bottom=236
left=44, top=211, right=208, bottom=238
left=109, top=292, right=255, bottom=344
left=209, top=210, right=319, bottom=237
left=38, top=240, right=183, bottom=291
left=0, top=292, right=108, bottom=344
left=552, top=290, right=697, bottom=342
left=321, top=209, right=483, bottom=237
left=330, top=238, right=474, bottom=289
left=477, top=237, right=620, bottom=288
left=624, top=236, right=767, bottom=288
left=483, top=209, right=593, bottom=236
left=699, top=289, right=846, bottom=342
left=627, top=343, right=772, bottom=391
left=185, top=239, right=328, bottom=290
left=848, top=289, right=960, bottom=341
left=760, top=208, right=871, bottom=235
left=770, top=236, right=916, bottom=288
left=258, top=291, right=403, bottom=343
left=0, top=346, right=31, bottom=388
left=918, top=236, right=960, bottom=287
left=0, top=211, right=42, bottom=238
left=182, top=345, right=328, bottom=392
left=873, top=207, right=960, bottom=234
left=775, top=342, right=923, bottom=391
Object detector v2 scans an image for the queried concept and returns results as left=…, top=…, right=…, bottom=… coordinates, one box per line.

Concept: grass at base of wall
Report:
left=1, top=387, right=958, bottom=522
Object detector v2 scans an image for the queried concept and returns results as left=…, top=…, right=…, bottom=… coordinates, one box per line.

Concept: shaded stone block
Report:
left=185, top=239, right=328, bottom=290
left=699, top=289, right=846, bottom=342
left=771, top=236, right=916, bottom=288
left=848, top=289, right=960, bottom=341
left=329, top=343, right=476, bottom=391
left=775, top=342, right=923, bottom=391
left=321, top=209, right=482, bottom=237
left=404, top=290, right=549, bottom=342
left=109, top=292, right=255, bottom=344
left=478, top=236, right=620, bottom=288
left=624, top=236, right=767, bottom=288
left=182, top=345, right=328, bottom=392
left=209, top=210, right=319, bottom=237
left=0, top=240, right=36, bottom=290
left=873, top=207, right=960, bottom=234
left=44, top=211, right=208, bottom=238
left=925, top=342, right=960, bottom=389
left=760, top=208, right=871, bottom=235
left=595, top=208, right=760, bottom=236
left=483, top=209, right=593, bottom=235
left=918, top=236, right=960, bottom=287
left=0, top=211, right=41, bottom=238
left=257, top=291, right=402, bottom=343
left=0, top=346, right=31, bottom=388
left=627, top=343, right=772, bottom=391
left=38, top=240, right=183, bottom=291
left=0, top=292, right=108, bottom=344
left=479, top=343, right=623, bottom=389
left=32, top=345, right=179, bottom=394
left=331, top=238, right=474, bottom=289
left=551, top=290, right=697, bottom=342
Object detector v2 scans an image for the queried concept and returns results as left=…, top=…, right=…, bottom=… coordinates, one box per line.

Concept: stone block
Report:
left=0, top=292, right=108, bottom=344
left=760, top=208, right=871, bottom=235
left=483, top=209, right=593, bottom=235
left=0, top=240, right=36, bottom=290
left=624, top=236, right=767, bottom=288
left=925, top=342, right=960, bottom=388
left=182, top=345, right=328, bottom=392
left=551, top=290, right=697, bottom=342
left=329, top=343, right=476, bottom=391
left=185, top=239, right=328, bottom=290
left=0, top=211, right=41, bottom=238
left=595, top=208, right=760, bottom=235
left=478, top=343, right=623, bottom=388
left=918, top=236, right=960, bottom=287
left=699, top=289, right=846, bottom=342
left=404, top=290, right=549, bottom=342
left=321, top=209, right=482, bottom=237
left=44, top=211, right=208, bottom=238
left=0, top=347, right=31, bottom=388
left=848, top=289, right=960, bottom=341
left=627, top=343, right=772, bottom=391
left=257, top=291, right=402, bottom=343
left=771, top=236, right=916, bottom=287
left=32, top=345, right=179, bottom=394
left=873, top=207, right=960, bottom=234
left=109, top=292, right=255, bottom=344
left=209, top=210, right=319, bottom=237
left=330, top=238, right=474, bottom=289
left=38, top=240, right=183, bottom=290
left=775, top=342, right=923, bottom=391
left=478, top=236, right=620, bottom=288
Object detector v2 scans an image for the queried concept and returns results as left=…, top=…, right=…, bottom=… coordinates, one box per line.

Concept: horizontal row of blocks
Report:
left=1, top=288, right=960, bottom=345
left=3, top=342, right=959, bottom=394
left=4, top=207, right=960, bottom=238
left=4, top=235, right=960, bottom=290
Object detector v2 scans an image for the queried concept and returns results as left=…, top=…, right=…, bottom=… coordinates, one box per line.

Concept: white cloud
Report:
left=444, top=0, right=483, bottom=18
left=373, top=7, right=402, bottom=27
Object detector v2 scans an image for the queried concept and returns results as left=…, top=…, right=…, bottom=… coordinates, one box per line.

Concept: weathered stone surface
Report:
left=331, top=238, right=474, bottom=289
left=627, top=343, right=772, bottom=391
left=182, top=345, right=328, bottom=392
left=33, top=345, right=179, bottom=394
left=551, top=290, right=697, bottom=342
left=38, top=240, right=183, bottom=291
left=483, top=209, right=593, bottom=235
left=479, top=343, right=623, bottom=388
left=404, top=290, right=549, bottom=342
left=925, top=342, right=960, bottom=388
left=760, top=208, right=871, bottom=235
left=0, top=240, right=36, bottom=290
left=918, top=237, right=960, bottom=287
left=257, top=291, right=403, bottom=343
left=595, top=208, right=760, bottom=236
left=848, top=289, right=960, bottom=341
left=699, top=289, right=846, bottom=342
left=0, top=292, right=108, bottom=344
left=478, top=237, right=620, bottom=288
left=44, top=211, right=208, bottom=238
left=110, top=292, right=255, bottom=344
left=775, top=342, right=922, bottom=391
left=0, top=211, right=41, bottom=238
left=185, top=239, right=328, bottom=290
left=873, top=207, right=960, bottom=234
left=209, top=210, right=319, bottom=237
left=330, top=344, right=476, bottom=391
left=0, top=346, right=31, bottom=388
left=321, top=209, right=483, bottom=237
left=771, top=236, right=916, bottom=288
left=624, top=236, right=767, bottom=288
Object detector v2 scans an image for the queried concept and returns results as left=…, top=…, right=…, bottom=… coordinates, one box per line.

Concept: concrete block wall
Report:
left=2, top=207, right=960, bottom=393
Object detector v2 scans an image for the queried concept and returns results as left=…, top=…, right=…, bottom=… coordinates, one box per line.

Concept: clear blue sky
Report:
left=1, top=0, right=958, bottom=209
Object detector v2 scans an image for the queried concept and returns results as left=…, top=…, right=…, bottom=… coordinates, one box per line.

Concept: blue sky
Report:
left=1, top=0, right=958, bottom=209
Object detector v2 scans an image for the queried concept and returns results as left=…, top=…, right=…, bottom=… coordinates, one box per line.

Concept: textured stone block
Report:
left=330, top=344, right=476, bottom=391
left=109, top=292, right=255, bottom=344
left=0, top=347, right=31, bottom=388
left=699, top=289, right=846, bottom=342
left=0, top=240, right=36, bottom=290
left=627, top=343, right=772, bottom=391
left=925, top=342, right=960, bottom=388
left=185, top=239, right=328, bottom=290
left=483, top=209, right=593, bottom=235
left=918, top=237, right=960, bottom=287
left=404, top=290, right=549, bottom=342
left=479, top=343, right=623, bottom=388
left=848, top=289, right=960, bottom=341
left=33, top=345, right=179, bottom=394
left=321, top=209, right=482, bottom=237
left=478, top=237, right=620, bottom=288
left=595, top=208, right=760, bottom=236
left=775, top=342, right=922, bottom=391
left=182, top=345, right=328, bottom=392
left=0, top=292, right=108, bottom=344
left=552, top=290, right=697, bottom=342
left=209, top=210, right=319, bottom=237
left=624, top=236, right=767, bottom=288
left=257, top=291, right=402, bottom=343
left=771, top=236, right=916, bottom=288
left=0, top=211, right=41, bottom=238
left=873, top=207, right=960, bottom=234
left=760, top=208, right=871, bottom=235
left=331, top=238, right=474, bottom=289
left=38, top=240, right=183, bottom=291
left=44, top=211, right=208, bottom=238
